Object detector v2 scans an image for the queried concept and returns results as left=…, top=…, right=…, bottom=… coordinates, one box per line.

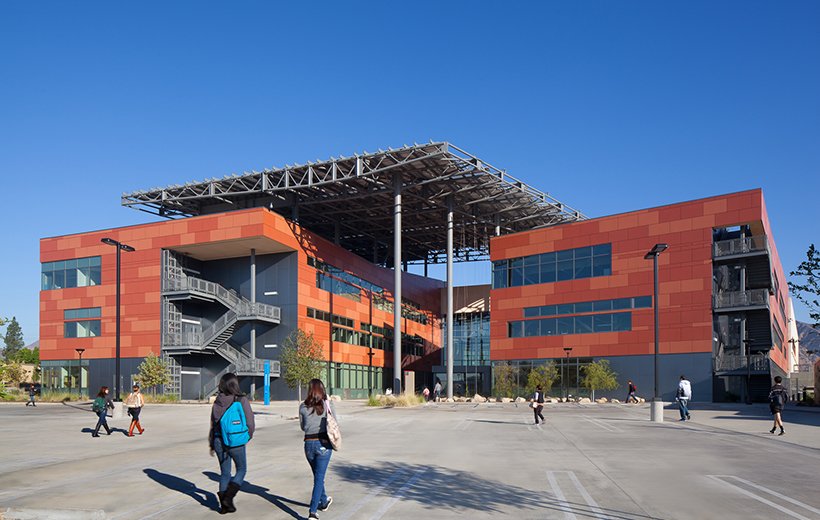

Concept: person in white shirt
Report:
left=675, top=376, right=692, bottom=421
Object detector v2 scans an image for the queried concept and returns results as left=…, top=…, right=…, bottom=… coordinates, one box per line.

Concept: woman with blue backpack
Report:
left=209, top=373, right=254, bottom=514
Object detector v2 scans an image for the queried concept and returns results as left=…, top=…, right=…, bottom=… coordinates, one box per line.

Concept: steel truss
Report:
left=123, top=142, right=586, bottom=264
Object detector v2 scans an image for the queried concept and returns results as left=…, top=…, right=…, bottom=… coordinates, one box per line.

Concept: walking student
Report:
left=768, top=375, right=789, bottom=436
left=675, top=376, right=692, bottom=421
left=626, top=381, right=637, bottom=403
left=209, top=373, right=254, bottom=514
left=92, top=386, right=113, bottom=437
left=434, top=380, right=442, bottom=402
left=26, top=385, right=37, bottom=407
left=300, top=379, right=336, bottom=519
left=126, top=384, right=145, bottom=437
left=532, top=384, right=546, bottom=425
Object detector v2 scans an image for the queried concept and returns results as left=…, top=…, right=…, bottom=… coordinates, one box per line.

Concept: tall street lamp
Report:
left=75, top=348, right=85, bottom=398
left=101, top=238, right=136, bottom=401
left=644, top=243, right=668, bottom=422
left=563, top=347, right=573, bottom=401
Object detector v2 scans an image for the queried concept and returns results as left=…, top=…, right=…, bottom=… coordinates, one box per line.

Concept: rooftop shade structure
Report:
left=123, top=141, right=586, bottom=264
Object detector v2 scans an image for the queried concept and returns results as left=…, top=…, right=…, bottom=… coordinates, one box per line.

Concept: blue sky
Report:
left=1, top=2, right=818, bottom=346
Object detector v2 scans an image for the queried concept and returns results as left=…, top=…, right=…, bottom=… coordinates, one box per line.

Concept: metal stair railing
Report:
left=713, top=235, right=769, bottom=258
left=203, top=363, right=236, bottom=398
left=713, top=289, right=770, bottom=309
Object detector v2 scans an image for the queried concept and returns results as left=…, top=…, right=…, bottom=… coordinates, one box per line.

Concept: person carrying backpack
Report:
left=209, top=373, right=255, bottom=514
left=300, top=379, right=337, bottom=520
left=532, top=384, right=546, bottom=425
left=125, top=384, right=145, bottom=437
left=92, top=386, right=113, bottom=437
left=768, top=375, right=789, bottom=436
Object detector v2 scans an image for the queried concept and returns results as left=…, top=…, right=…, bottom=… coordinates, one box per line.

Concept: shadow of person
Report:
left=144, top=469, right=220, bottom=512
left=203, top=471, right=306, bottom=519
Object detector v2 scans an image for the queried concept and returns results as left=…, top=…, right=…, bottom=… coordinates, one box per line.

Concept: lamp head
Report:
left=101, top=238, right=117, bottom=246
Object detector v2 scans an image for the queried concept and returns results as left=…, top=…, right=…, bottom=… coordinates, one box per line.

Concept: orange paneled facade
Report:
left=489, top=189, right=796, bottom=402
left=40, top=207, right=443, bottom=399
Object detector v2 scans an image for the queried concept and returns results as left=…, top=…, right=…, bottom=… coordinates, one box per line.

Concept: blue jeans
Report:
left=304, top=439, right=332, bottom=513
left=213, top=436, right=247, bottom=492
left=95, top=411, right=109, bottom=430
left=678, top=399, right=689, bottom=419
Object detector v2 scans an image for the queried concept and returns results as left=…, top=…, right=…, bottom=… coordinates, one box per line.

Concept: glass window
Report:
left=592, top=256, right=611, bottom=277
left=575, top=315, right=593, bottom=334
left=556, top=304, right=574, bottom=316
left=540, top=262, right=556, bottom=283
left=541, top=305, right=555, bottom=316
left=523, top=307, right=540, bottom=318
left=575, top=246, right=592, bottom=259
left=508, top=322, right=523, bottom=338
left=541, top=318, right=556, bottom=336
left=493, top=269, right=508, bottom=289
left=593, top=314, right=612, bottom=332
left=574, top=301, right=593, bottom=314
left=524, top=319, right=540, bottom=337
left=557, top=250, right=574, bottom=261
left=612, top=298, right=631, bottom=310
left=523, top=255, right=540, bottom=266
left=593, top=300, right=612, bottom=312
left=509, top=258, right=523, bottom=268
left=524, top=265, right=540, bottom=285
left=540, top=252, right=556, bottom=263
left=574, top=257, right=591, bottom=279
left=613, top=312, right=631, bottom=332
left=557, top=317, right=574, bottom=335
left=492, top=260, right=506, bottom=271
left=633, top=296, right=652, bottom=308
left=593, top=243, right=611, bottom=256
left=510, top=267, right=523, bottom=287
left=557, top=260, right=574, bottom=281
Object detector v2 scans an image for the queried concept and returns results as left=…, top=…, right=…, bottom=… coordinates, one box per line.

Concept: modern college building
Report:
left=39, top=142, right=800, bottom=402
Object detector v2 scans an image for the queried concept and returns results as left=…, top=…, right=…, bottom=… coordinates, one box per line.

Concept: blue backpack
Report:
left=219, top=397, right=250, bottom=447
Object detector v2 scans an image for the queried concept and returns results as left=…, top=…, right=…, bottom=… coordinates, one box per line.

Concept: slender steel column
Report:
left=250, top=248, right=256, bottom=399
left=393, top=173, right=402, bottom=394
left=101, top=238, right=135, bottom=401
left=446, top=195, right=454, bottom=400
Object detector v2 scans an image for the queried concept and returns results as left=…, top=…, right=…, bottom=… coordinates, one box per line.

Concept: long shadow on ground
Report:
left=333, top=461, right=654, bottom=519
left=144, top=468, right=220, bottom=513
left=203, top=471, right=307, bottom=519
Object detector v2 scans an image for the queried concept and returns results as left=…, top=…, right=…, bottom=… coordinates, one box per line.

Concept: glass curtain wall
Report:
left=491, top=358, right=592, bottom=399
left=40, top=360, right=89, bottom=396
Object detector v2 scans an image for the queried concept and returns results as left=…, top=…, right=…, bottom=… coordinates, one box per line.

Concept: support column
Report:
left=446, top=195, right=454, bottom=400
left=495, top=213, right=501, bottom=237
left=250, top=248, right=257, bottom=400
left=393, top=173, right=402, bottom=395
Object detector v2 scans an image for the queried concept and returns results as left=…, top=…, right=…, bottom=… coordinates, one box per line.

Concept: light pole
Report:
left=644, top=243, right=668, bottom=422
left=101, top=238, right=136, bottom=401
left=563, top=347, right=573, bottom=401
left=75, top=348, right=85, bottom=398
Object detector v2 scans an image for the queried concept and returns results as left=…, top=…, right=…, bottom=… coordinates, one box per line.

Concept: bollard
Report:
left=111, top=401, right=125, bottom=419
left=651, top=399, right=664, bottom=422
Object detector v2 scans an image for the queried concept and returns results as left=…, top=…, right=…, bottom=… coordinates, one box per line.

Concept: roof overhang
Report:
left=123, top=141, right=586, bottom=264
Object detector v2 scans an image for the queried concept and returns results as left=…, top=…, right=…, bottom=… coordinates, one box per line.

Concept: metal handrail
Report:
left=713, top=235, right=768, bottom=258
left=714, top=355, right=769, bottom=372
left=204, top=363, right=236, bottom=398
left=713, top=289, right=769, bottom=309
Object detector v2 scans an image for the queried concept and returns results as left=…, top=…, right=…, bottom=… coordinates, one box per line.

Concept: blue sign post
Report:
left=264, top=360, right=270, bottom=405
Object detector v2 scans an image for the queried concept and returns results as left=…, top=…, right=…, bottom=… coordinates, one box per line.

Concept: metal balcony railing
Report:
left=713, top=235, right=768, bottom=258
left=713, top=289, right=769, bottom=309
left=714, top=355, right=769, bottom=372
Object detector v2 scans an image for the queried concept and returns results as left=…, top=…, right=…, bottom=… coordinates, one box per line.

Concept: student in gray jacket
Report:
left=300, top=379, right=336, bottom=519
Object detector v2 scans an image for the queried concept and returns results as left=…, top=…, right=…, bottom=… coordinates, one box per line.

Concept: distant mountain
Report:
left=24, top=340, right=39, bottom=351
left=797, top=321, right=820, bottom=365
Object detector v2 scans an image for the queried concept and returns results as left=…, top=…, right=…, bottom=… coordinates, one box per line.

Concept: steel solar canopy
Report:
left=122, top=141, right=586, bottom=264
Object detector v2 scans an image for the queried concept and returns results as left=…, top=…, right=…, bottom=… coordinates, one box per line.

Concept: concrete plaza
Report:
left=1, top=399, right=819, bottom=520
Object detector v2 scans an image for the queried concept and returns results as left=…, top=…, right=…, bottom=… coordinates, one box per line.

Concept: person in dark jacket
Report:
left=532, top=384, right=546, bottom=425
left=626, top=381, right=637, bottom=403
left=92, top=386, right=113, bottom=437
left=768, top=375, right=789, bottom=436
left=209, top=373, right=255, bottom=514
left=300, top=379, right=336, bottom=520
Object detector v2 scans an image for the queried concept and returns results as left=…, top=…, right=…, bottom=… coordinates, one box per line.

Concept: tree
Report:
left=2, top=317, right=24, bottom=361
left=14, top=346, right=39, bottom=365
left=280, top=328, right=326, bottom=401
left=789, top=244, right=820, bottom=329
left=0, top=361, right=26, bottom=387
left=493, top=363, right=518, bottom=398
left=581, top=360, right=620, bottom=401
left=525, top=361, right=558, bottom=397
left=135, top=352, right=171, bottom=396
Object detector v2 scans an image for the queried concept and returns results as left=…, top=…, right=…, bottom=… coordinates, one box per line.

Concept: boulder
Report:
left=515, top=397, right=527, bottom=403
left=330, top=395, right=342, bottom=401
left=548, top=398, right=560, bottom=403
left=611, top=399, right=620, bottom=403
left=445, top=397, right=454, bottom=403
left=473, top=394, right=486, bottom=403
left=501, top=397, right=512, bottom=403
left=595, top=397, right=608, bottom=403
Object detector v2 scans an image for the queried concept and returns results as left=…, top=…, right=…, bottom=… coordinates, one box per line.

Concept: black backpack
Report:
left=770, top=393, right=784, bottom=406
